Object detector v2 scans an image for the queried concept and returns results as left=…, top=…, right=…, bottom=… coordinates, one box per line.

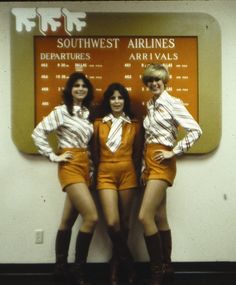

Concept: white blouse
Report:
left=143, top=90, right=202, bottom=155
left=32, top=104, right=93, bottom=159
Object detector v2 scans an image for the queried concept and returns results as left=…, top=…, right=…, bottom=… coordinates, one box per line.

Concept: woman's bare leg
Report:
left=66, top=183, right=98, bottom=233
left=138, top=180, right=168, bottom=236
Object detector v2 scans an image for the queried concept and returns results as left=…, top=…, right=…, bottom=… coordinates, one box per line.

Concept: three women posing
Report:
left=32, top=64, right=202, bottom=285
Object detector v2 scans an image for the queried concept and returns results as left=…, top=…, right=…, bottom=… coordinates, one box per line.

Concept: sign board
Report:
left=35, top=36, right=198, bottom=124
left=11, top=9, right=221, bottom=153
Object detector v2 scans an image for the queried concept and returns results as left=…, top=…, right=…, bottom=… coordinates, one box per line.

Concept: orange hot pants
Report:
left=97, top=160, right=137, bottom=191
left=143, top=144, right=176, bottom=186
left=58, top=148, right=90, bottom=191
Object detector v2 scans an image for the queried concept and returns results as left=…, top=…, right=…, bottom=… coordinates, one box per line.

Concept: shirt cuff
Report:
left=172, top=147, right=183, bottom=156
left=49, top=153, right=58, bottom=162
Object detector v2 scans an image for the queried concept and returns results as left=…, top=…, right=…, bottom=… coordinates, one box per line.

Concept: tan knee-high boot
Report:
left=54, top=229, right=72, bottom=282
left=144, top=233, right=163, bottom=285
left=159, top=230, right=174, bottom=276
left=72, top=231, right=93, bottom=285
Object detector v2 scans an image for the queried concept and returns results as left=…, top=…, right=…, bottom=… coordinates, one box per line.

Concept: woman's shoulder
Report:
left=53, top=104, right=67, bottom=112
left=160, top=91, right=184, bottom=112
left=44, top=104, right=66, bottom=117
left=164, top=91, right=183, bottom=104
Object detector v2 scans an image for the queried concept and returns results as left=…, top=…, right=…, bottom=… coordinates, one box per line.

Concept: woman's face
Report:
left=146, top=76, right=165, bottom=97
left=109, top=90, right=125, bottom=117
left=71, top=79, right=88, bottom=105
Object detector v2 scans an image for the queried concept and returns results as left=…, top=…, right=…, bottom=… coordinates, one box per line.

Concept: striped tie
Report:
left=106, top=117, right=123, bottom=152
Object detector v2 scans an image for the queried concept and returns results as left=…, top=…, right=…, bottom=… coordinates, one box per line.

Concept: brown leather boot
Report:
left=122, top=228, right=136, bottom=285
left=149, top=263, right=163, bottom=285
left=159, top=230, right=174, bottom=276
left=72, top=231, right=93, bottom=285
left=109, top=252, right=119, bottom=285
left=54, top=229, right=71, bottom=283
left=144, top=233, right=163, bottom=285
left=108, top=228, right=136, bottom=285
left=72, top=262, right=90, bottom=285
left=126, top=261, right=136, bottom=285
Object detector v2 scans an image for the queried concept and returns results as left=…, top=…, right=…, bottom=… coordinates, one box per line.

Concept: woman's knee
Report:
left=106, top=217, right=120, bottom=231
left=85, top=211, right=99, bottom=228
left=138, top=210, right=149, bottom=226
left=139, top=207, right=157, bottom=225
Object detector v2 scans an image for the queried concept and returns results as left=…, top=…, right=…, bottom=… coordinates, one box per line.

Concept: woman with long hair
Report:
left=32, top=72, right=98, bottom=285
left=93, top=83, right=142, bottom=285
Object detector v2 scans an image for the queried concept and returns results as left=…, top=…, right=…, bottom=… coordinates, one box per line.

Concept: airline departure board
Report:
left=34, top=36, right=198, bottom=124
left=11, top=10, right=221, bottom=154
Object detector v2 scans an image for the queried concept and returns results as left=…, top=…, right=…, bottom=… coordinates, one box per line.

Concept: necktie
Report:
left=106, top=117, right=123, bottom=152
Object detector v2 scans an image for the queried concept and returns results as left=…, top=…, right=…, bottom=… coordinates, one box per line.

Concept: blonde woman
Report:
left=138, top=64, right=202, bottom=285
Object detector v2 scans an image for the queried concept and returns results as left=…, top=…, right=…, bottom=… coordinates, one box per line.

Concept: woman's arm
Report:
left=172, top=99, right=202, bottom=156
left=31, top=107, right=70, bottom=162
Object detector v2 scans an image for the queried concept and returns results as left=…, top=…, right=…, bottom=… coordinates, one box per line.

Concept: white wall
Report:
left=1, top=0, right=236, bottom=263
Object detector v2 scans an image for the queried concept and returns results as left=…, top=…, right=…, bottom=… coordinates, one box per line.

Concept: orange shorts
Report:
left=58, top=148, right=90, bottom=191
left=97, top=160, right=137, bottom=191
left=143, top=144, right=176, bottom=186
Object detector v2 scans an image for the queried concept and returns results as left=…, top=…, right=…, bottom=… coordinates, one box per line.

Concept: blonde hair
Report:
left=142, top=63, right=169, bottom=86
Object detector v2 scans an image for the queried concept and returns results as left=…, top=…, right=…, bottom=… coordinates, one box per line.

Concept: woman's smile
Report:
left=72, top=79, right=88, bottom=104
left=110, top=90, right=125, bottom=117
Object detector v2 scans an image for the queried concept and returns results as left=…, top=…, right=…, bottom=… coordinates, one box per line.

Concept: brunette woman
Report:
left=93, top=83, right=141, bottom=285
left=32, top=72, right=98, bottom=285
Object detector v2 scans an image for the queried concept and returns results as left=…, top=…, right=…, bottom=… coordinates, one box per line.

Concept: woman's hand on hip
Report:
left=50, top=151, right=73, bottom=162
left=153, top=150, right=174, bottom=163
